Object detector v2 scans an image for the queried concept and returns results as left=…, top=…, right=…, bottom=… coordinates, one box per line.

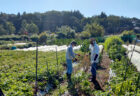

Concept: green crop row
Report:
left=102, top=36, right=140, bottom=95
left=0, top=50, right=66, bottom=96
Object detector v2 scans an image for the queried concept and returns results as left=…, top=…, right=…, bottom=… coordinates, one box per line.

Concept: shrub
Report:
left=104, top=36, right=123, bottom=52
left=81, top=31, right=91, bottom=39
left=0, top=35, right=21, bottom=41
left=39, top=32, right=48, bottom=44
left=80, top=40, right=90, bottom=52
left=108, top=45, right=126, bottom=61
left=21, top=35, right=29, bottom=41
left=96, top=37, right=105, bottom=43
left=31, top=34, right=39, bottom=42
left=121, top=30, right=136, bottom=43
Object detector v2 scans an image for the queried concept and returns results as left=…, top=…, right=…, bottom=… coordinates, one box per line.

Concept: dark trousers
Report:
left=91, top=62, right=97, bottom=77
left=92, top=75, right=101, bottom=89
left=0, top=88, right=4, bottom=96
left=91, top=63, right=102, bottom=90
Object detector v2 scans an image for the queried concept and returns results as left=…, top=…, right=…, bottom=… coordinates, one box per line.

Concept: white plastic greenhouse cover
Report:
left=16, top=45, right=103, bottom=52
left=123, top=45, right=140, bottom=72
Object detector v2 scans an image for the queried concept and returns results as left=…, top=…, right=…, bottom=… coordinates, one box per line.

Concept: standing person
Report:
left=89, top=38, right=102, bottom=90
left=66, top=41, right=77, bottom=82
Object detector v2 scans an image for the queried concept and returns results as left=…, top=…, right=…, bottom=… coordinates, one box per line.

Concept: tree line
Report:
left=0, top=11, right=140, bottom=37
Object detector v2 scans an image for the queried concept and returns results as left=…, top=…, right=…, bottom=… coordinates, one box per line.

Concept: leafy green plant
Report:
left=0, top=50, right=66, bottom=95
left=121, top=30, right=136, bottom=43
left=79, top=80, right=91, bottom=95
left=104, top=36, right=140, bottom=95
left=104, top=36, right=123, bottom=52
left=80, top=40, right=90, bottom=52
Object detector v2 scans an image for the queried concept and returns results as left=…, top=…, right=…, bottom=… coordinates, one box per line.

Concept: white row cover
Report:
left=123, top=44, right=140, bottom=53
left=16, top=45, right=103, bottom=52
left=16, top=45, right=81, bottom=52
left=8, top=43, right=27, bottom=46
left=123, top=45, right=140, bottom=72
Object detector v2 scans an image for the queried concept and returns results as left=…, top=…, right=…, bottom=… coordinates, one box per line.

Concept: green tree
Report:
left=19, top=20, right=28, bottom=35
left=67, top=31, right=75, bottom=38
left=98, top=12, right=107, bottom=18
left=56, top=26, right=75, bottom=39
left=26, top=22, right=39, bottom=35
left=84, top=23, right=104, bottom=37
left=5, top=22, right=16, bottom=34
left=81, top=31, right=91, bottom=39
left=0, top=25, right=6, bottom=35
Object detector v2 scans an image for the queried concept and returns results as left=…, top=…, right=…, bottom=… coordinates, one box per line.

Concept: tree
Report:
left=56, top=26, right=76, bottom=39
left=19, top=20, right=28, bottom=35
left=0, top=11, right=137, bottom=35
left=81, top=18, right=92, bottom=28
left=0, top=25, right=6, bottom=35
left=26, top=22, right=39, bottom=35
left=81, top=31, right=91, bottom=39
left=19, top=20, right=39, bottom=35
left=67, top=31, right=75, bottom=38
left=98, top=12, right=107, bottom=18
left=5, top=22, right=16, bottom=34
left=84, top=23, right=104, bottom=37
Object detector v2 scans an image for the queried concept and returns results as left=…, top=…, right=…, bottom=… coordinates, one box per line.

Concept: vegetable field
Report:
left=0, top=50, right=66, bottom=95
left=0, top=36, right=140, bottom=96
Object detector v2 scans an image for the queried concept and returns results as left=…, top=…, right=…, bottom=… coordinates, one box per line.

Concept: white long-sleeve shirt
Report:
left=89, top=43, right=100, bottom=63
left=66, top=44, right=75, bottom=60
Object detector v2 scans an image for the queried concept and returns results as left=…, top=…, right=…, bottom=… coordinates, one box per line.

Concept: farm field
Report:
left=0, top=44, right=103, bottom=96
left=1, top=0, right=140, bottom=95
left=0, top=36, right=140, bottom=96
left=0, top=50, right=66, bottom=95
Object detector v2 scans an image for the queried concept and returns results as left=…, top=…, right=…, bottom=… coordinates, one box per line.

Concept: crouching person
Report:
left=66, top=41, right=77, bottom=82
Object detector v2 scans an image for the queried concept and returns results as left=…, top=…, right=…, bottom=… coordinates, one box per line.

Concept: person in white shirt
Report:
left=89, top=38, right=102, bottom=90
left=66, top=41, right=77, bottom=82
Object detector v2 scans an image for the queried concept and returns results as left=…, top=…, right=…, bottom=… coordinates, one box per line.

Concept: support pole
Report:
left=35, top=40, right=38, bottom=96
left=56, top=47, right=61, bottom=96
left=130, top=38, right=137, bottom=63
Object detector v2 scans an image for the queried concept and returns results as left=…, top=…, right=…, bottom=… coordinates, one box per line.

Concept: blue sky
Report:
left=0, top=0, right=140, bottom=18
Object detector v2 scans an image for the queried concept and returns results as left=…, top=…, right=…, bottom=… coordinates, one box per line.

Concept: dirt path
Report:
left=95, top=50, right=111, bottom=90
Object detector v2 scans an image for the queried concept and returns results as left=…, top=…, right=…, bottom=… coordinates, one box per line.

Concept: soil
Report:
left=95, top=50, right=111, bottom=90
